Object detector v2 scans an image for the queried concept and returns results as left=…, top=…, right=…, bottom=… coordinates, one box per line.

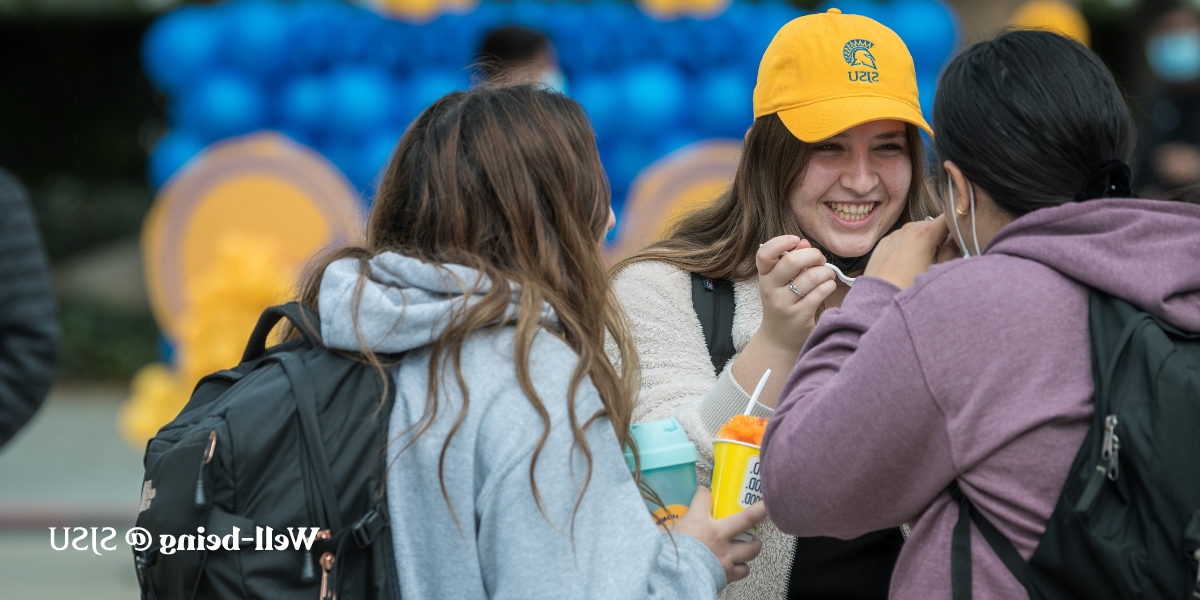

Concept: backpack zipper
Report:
left=1191, top=549, right=1200, bottom=598
left=194, top=430, right=217, bottom=507
left=319, top=551, right=336, bottom=600
left=1101, top=415, right=1120, bottom=481
left=299, top=434, right=329, bottom=583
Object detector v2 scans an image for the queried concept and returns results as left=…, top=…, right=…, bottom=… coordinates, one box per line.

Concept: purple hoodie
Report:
left=761, top=198, right=1200, bottom=600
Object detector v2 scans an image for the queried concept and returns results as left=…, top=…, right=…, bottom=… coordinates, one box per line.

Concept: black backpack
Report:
left=132, top=303, right=400, bottom=600
left=690, top=273, right=904, bottom=600
left=949, top=291, right=1200, bottom=599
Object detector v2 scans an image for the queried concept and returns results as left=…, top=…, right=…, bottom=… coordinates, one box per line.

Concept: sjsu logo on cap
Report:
left=844, top=39, right=879, bottom=83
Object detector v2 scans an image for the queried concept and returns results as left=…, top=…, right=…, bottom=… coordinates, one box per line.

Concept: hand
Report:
left=753, top=236, right=838, bottom=354
left=666, top=487, right=767, bottom=584
left=864, top=215, right=952, bottom=289
left=935, top=232, right=961, bottom=265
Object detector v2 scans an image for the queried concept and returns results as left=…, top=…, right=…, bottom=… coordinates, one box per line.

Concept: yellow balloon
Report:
left=121, top=232, right=295, bottom=448
left=142, top=131, right=361, bottom=344
left=119, top=363, right=188, bottom=447
left=606, top=139, right=742, bottom=264
left=1010, top=0, right=1090, bottom=47
left=375, top=0, right=442, bottom=21
left=639, top=0, right=685, bottom=20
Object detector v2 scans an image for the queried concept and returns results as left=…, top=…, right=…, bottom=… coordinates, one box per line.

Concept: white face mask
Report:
left=540, top=68, right=569, bottom=95
left=947, top=172, right=982, bottom=258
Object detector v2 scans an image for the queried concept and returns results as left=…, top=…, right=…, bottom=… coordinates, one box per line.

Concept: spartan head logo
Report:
left=844, top=39, right=877, bottom=69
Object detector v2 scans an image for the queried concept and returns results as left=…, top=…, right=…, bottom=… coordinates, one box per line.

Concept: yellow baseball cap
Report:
left=753, top=8, right=933, bottom=143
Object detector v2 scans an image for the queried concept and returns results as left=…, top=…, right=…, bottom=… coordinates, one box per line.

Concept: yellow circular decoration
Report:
left=1010, top=0, right=1090, bottom=47
left=606, top=139, right=742, bottom=263
left=373, top=0, right=443, bottom=22
left=142, top=131, right=363, bottom=342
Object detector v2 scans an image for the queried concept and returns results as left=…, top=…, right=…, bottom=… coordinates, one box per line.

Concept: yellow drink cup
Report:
left=710, top=438, right=762, bottom=542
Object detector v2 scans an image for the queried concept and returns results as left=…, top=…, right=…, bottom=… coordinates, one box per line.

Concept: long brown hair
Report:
left=292, top=84, right=641, bottom=528
left=614, top=113, right=940, bottom=280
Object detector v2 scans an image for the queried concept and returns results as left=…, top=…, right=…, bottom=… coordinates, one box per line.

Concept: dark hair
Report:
left=477, top=26, right=551, bottom=80
left=932, top=29, right=1136, bottom=217
left=615, top=113, right=939, bottom=280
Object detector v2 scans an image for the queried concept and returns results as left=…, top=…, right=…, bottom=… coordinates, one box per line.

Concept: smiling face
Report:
left=787, top=119, right=913, bottom=258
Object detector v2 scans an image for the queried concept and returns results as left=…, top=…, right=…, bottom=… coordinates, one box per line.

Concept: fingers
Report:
left=788, top=264, right=837, bottom=298
left=935, top=232, right=960, bottom=264
left=688, top=486, right=713, bottom=518
left=756, top=235, right=800, bottom=276
left=727, top=562, right=752, bottom=583
left=728, top=536, right=763, bottom=566
left=716, top=500, right=768, bottom=539
left=755, top=236, right=810, bottom=276
left=925, top=214, right=950, bottom=241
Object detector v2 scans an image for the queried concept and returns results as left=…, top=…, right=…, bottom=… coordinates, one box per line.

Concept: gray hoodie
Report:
left=319, top=252, right=725, bottom=599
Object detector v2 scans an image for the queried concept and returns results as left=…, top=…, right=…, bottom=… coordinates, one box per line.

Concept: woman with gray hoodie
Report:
left=294, top=84, right=765, bottom=599
left=760, top=30, right=1200, bottom=600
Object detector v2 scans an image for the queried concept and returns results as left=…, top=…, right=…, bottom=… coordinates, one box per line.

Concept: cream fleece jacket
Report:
left=608, top=259, right=790, bottom=600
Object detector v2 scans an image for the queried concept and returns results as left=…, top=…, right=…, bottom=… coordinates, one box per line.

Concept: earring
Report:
left=955, top=206, right=968, bottom=216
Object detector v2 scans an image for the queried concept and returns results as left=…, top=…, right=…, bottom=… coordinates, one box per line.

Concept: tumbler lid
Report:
left=624, top=418, right=699, bottom=472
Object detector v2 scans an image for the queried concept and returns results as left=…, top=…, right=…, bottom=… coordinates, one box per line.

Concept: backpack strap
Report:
left=690, top=272, right=736, bottom=376
left=949, top=481, right=1032, bottom=600
left=242, top=302, right=322, bottom=362
left=277, top=352, right=344, bottom=532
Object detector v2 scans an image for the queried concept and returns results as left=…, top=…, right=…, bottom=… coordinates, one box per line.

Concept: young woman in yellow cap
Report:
left=609, top=9, right=938, bottom=599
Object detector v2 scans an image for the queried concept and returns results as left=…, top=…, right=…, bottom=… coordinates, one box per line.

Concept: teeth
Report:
left=828, top=202, right=876, bottom=221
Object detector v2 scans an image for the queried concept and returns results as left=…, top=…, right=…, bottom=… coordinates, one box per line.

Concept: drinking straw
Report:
left=744, top=369, right=771, bottom=416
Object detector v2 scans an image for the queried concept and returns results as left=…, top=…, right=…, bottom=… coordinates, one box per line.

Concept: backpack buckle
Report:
left=350, top=504, right=386, bottom=548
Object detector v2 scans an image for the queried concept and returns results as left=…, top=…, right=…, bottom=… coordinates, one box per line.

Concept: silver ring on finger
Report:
left=788, top=279, right=805, bottom=298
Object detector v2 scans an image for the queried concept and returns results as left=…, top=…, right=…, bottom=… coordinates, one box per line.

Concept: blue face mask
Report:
left=1147, top=30, right=1200, bottom=83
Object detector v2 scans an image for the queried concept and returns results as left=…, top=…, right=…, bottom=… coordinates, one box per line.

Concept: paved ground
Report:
left=0, top=388, right=144, bottom=598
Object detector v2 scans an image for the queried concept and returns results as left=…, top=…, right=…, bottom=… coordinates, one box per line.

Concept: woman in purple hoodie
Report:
left=759, top=30, right=1200, bottom=600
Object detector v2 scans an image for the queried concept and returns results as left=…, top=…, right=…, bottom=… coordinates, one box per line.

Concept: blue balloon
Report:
left=321, top=131, right=400, bottom=194
left=279, top=75, right=330, bottom=134
left=620, top=63, right=688, bottom=135
left=760, top=0, right=806, bottom=28
left=654, top=130, right=706, bottom=160
left=602, top=139, right=655, bottom=197
left=696, top=70, right=754, bottom=136
left=415, top=17, right=468, bottom=68
left=888, top=0, right=957, bottom=74
left=376, top=20, right=416, bottom=74
left=327, top=67, right=397, bottom=137
left=175, top=73, right=267, bottom=139
left=224, top=0, right=292, bottom=78
left=273, top=126, right=320, bottom=150
left=141, top=6, right=224, bottom=93
left=917, top=70, right=938, bottom=120
left=544, top=1, right=587, bottom=46
left=288, top=0, right=345, bottom=72
left=147, top=129, right=207, bottom=190
left=405, top=71, right=468, bottom=123
left=814, top=0, right=888, bottom=23
left=359, top=131, right=403, bottom=199
left=572, top=74, right=620, bottom=139
left=333, top=5, right=385, bottom=65
left=510, top=0, right=557, bottom=33
left=320, top=138, right=371, bottom=193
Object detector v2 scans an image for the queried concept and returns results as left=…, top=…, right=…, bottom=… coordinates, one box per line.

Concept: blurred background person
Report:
left=1137, top=2, right=1200, bottom=195
left=477, top=24, right=567, bottom=92
left=0, top=168, right=59, bottom=448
